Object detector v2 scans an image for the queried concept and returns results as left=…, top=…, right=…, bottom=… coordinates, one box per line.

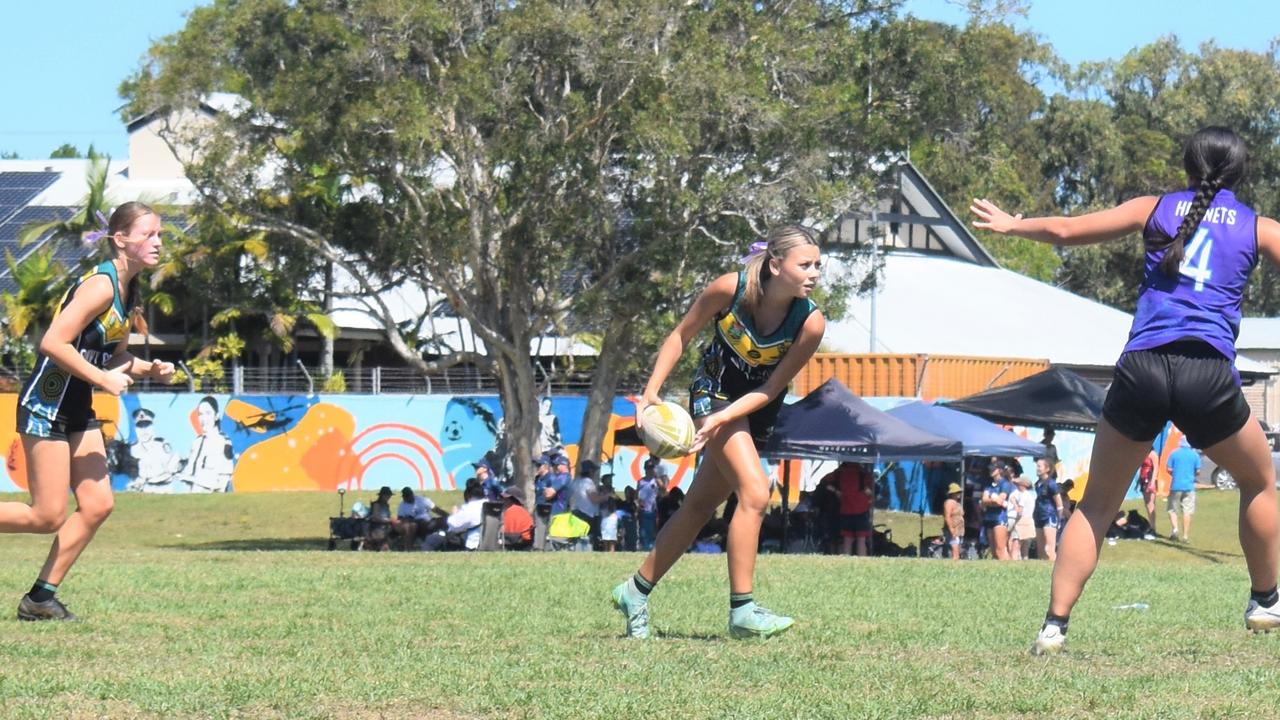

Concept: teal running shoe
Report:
left=611, top=581, right=651, bottom=639
left=728, top=602, right=794, bottom=639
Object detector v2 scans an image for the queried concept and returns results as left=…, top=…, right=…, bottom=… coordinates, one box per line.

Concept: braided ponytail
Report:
left=1159, top=176, right=1222, bottom=277
left=1155, top=126, right=1248, bottom=278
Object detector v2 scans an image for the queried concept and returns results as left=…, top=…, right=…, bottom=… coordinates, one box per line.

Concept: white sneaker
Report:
left=1030, top=624, right=1066, bottom=656
left=1244, top=599, right=1280, bottom=633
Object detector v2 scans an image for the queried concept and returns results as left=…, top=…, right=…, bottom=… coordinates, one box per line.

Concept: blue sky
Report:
left=1, top=1, right=1277, bottom=160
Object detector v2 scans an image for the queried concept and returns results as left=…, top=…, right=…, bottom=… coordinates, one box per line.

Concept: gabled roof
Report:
left=830, top=159, right=998, bottom=266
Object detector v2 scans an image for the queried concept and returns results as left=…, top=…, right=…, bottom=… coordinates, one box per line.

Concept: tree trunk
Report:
left=494, top=346, right=543, bottom=508
left=321, top=262, right=334, bottom=380
left=578, top=314, right=636, bottom=482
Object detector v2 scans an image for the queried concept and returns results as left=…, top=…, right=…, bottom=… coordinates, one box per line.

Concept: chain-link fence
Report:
left=127, top=362, right=603, bottom=395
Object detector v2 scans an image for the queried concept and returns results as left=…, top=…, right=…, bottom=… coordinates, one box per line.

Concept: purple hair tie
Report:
left=81, top=210, right=110, bottom=247
left=740, top=240, right=768, bottom=265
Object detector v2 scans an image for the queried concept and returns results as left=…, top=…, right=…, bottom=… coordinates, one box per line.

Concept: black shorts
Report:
left=16, top=406, right=100, bottom=441
left=839, top=512, right=872, bottom=538
left=695, top=397, right=780, bottom=449
left=1103, top=341, right=1251, bottom=449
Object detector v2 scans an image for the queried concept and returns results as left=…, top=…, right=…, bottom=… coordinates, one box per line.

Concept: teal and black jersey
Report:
left=688, top=270, right=817, bottom=443
left=17, top=261, right=133, bottom=437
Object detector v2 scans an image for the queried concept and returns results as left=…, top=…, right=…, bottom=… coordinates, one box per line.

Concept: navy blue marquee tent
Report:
left=940, top=366, right=1106, bottom=432
left=886, top=401, right=1046, bottom=458
left=762, top=379, right=963, bottom=462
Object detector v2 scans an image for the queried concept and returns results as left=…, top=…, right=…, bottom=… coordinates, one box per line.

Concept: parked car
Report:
left=1199, top=431, right=1280, bottom=490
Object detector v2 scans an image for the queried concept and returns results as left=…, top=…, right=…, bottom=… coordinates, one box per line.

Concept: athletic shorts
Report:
left=692, top=396, right=780, bottom=449
left=15, top=405, right=100, bottom=441
left=1104, top=340, right=1250, bottom=449
left=1167, top=490, right=1196, bottom=515
left=1033, top=512, right=1059, bottom=530
left=839, top=512, right=872, bottom=538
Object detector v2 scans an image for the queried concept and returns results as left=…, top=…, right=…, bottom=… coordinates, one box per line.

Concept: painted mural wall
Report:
left=1, top=393, right=696, bottom=494
left=3, top=391, right=1179, bottom=511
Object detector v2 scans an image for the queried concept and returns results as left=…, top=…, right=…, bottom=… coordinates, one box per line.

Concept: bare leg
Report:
left=1143, top=490, right=1158, bottom=535
left=855, top=536, right=869, bottom=557
left=0, top=436, right=70, bottom=534
left=1010, top=537, right=1022, bottom=561
left=1039, top=525, right=1058, bottom=562
left=1048, top=419, right=1152, bottom=617
left=1202, top=420, right=1278, bottom=593
left=990, top=525, right=1010, bottom=560
left=1168, top=507, right=1180, bottom=538
left=840, top=534, right=853, bottom=555
left=636, top=453, right=731, bottom=585
left=711, top=423, right=772, bottom=595
left=37, top=431, right=114, bottom=585
left=1182, top=510, right=1193, bottom=542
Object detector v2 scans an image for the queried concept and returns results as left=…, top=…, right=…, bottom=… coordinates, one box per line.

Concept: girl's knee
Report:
left=29, top=508, right=65, bottom=534
left=737, top=487, right=770, bottom=515
left=81, top=497, right=114, bottom=526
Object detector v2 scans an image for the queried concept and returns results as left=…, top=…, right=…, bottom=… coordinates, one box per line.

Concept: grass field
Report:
left=2, top=489, right=1280, bottom=719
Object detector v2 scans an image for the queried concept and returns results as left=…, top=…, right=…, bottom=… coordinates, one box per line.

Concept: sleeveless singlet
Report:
left=689, top=270, right=816, bottom=420
left=18, top=261, right=133, bottom=430
left=1123, top=188, right=1258, bottom=364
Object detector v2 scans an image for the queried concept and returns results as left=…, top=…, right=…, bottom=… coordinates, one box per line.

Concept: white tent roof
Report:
left=1238, top=318, right=1280, bottom=351
left=328, top=267, right=595, bottom=356
left=823, top=252, right=1273, bottom=375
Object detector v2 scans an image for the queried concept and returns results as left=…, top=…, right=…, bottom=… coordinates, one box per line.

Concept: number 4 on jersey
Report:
left=1179, top=228, right=1212, bottom=292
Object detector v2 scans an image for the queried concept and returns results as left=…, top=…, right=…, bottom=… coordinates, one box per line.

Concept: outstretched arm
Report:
left=970, top=196, right=1158, bottom=246
left=1256, top=217, right=1280, bottom=269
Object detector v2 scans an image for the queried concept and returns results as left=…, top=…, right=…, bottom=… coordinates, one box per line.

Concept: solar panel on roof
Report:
left=0, top=206, right=75, bottom=238
left=0, top=171, right=59, bottom=191
left=0, top=172, right=61, bottom=224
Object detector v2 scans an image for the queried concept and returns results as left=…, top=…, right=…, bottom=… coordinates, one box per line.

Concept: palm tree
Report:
left=0, top=247, right=68, bottom=374
left=16, top=152, right=112, bottom=258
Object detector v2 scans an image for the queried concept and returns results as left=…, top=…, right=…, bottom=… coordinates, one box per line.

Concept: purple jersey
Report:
left=1123, top=189, right=1258, bottom=365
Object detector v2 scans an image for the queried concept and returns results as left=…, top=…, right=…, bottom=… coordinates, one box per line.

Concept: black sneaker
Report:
left=17, top=594, right=77, bottom=622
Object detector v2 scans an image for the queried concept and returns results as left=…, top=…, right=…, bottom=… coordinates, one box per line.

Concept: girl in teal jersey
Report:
left=613, top=225, right=825, bottom=639
left=3, top=202, right=175, bottom=621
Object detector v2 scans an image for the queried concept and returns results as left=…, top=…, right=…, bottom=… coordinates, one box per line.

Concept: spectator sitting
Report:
left=424, top=484, right=487, bottom=551
left=500, top=485, right=534, bottom=550
left=394, top=487, right=448, bottom=550
left=364, top=486, right=394, bottom=552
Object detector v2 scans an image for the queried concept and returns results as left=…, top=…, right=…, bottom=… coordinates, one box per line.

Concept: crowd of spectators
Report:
left=342, top=450, right=689, bottom=553
left=338, top=426, right=1191, bottom=558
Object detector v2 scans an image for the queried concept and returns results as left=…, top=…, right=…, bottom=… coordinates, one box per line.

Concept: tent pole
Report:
left=781, top=460, right=791, bottom=554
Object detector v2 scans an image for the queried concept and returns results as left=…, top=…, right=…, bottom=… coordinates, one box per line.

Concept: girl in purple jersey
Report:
left=970, top=126, right=1280, bottom=654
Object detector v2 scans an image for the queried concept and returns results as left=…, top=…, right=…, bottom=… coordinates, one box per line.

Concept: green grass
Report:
left=1, top=490, right=1279, bottom=719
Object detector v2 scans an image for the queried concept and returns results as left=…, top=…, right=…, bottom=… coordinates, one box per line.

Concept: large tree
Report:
left=123, top=0, right=892, bottom=495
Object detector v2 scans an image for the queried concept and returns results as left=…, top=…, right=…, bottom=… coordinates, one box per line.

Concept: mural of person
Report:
left=177, top=396, right=234, bottom=493
left=537, top=396, right=562, bottom=455
left=126, top=408, right=181, bottom=493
